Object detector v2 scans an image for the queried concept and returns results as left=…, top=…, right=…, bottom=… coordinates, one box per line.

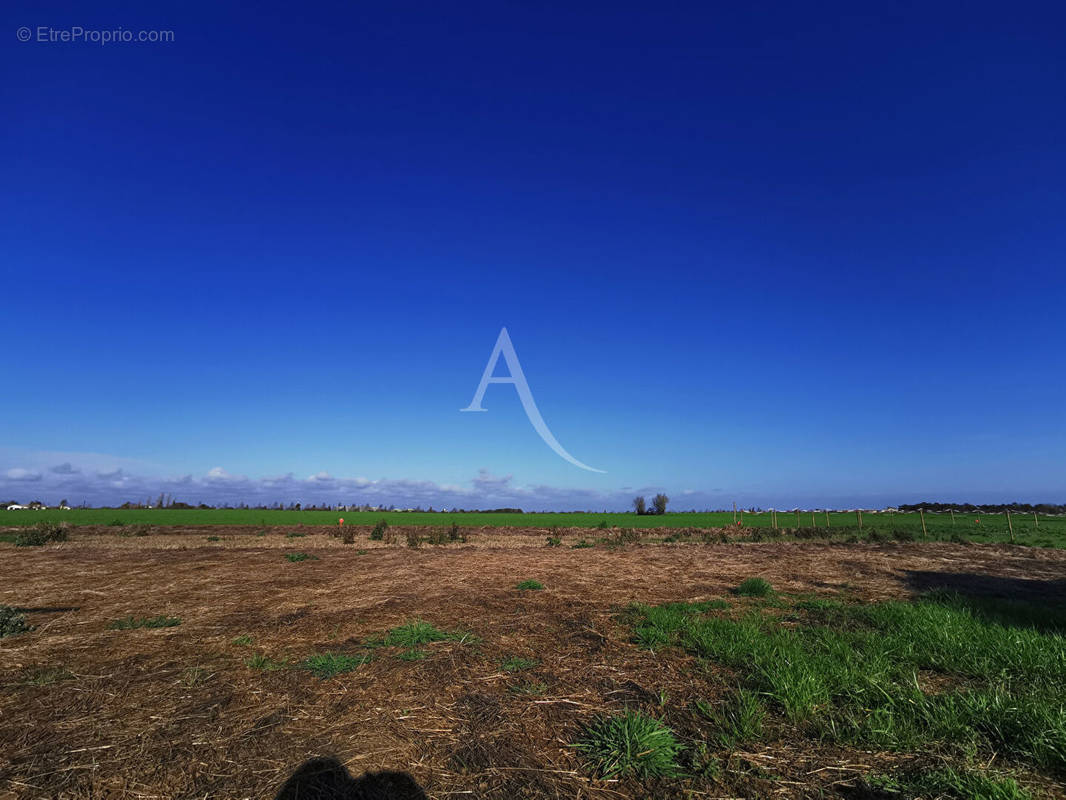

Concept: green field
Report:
left=1, top=508, right=1063, bottom=547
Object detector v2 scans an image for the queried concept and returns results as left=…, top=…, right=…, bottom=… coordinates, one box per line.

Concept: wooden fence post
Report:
left=733, top=502, right=737, bottom=524
left=1034, top=512, right=1039, bottom=528
left=1006, top=510, right=1014, bottom=543
left=919, top=508, right=927, bottom=540
left=856, top=509, right=863, bottom=530
left=950, top=509, right=955, bottom=526
left=825, top=509, right=830, bottom=528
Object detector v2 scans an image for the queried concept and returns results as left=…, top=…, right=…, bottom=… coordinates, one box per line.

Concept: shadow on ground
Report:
left=274, top=757, right=427, bottom=800
left=902, top=569, right=1066, bottom=631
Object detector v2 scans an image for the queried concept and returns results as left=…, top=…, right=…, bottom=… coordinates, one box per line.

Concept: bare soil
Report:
left=1, top=527, right=1064, bottom=799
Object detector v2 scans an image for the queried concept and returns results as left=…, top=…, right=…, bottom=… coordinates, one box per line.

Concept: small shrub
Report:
left=596, top=519, right=609, bottom=529
left=285, top=552, right=318, bottom=562
left=405, top=530, right=421, bottom=548
left=516, top=579, right=544, bottom=591
left=108, top=615, right=181, bottom=630
left=574, top=710, right=683, bottom=779
left=15, top=521, right=69, bottom=547
left=736, top=577, right=773, bottom=597
left=546, top=536, right=561, bottom=547
left=341, top=528, right=355, bottom=545
left=369, top=519, right=388, bottom=541
left=301, top=651, right=370, bottom=678
left=0, top=606, right=32, bottom=638
left=448, top=522, right=463, bottom=542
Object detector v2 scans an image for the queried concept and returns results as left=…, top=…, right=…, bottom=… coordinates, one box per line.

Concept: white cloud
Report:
left=5, top=468, right=42, bottom=482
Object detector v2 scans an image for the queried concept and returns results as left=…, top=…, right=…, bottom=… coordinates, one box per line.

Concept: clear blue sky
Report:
left=2, top=1, right=1064, bottom=509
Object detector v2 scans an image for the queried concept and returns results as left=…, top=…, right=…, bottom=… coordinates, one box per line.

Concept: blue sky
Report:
left=2, top=1, right=1064, bottom=509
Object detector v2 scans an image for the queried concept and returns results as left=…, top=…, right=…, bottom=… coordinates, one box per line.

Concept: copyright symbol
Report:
left=16, top=26, right=31, bottom=42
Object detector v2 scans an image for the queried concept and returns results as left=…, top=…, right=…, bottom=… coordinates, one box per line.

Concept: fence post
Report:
left=1034, top=512, right=1039, bottom=528
left=733, top=502, right=737, bottom=524
left=825, top=509, right=830, bottom=528
left=1006, top=510, right=1014, bottom=543
left=950, top=509, right=955, bottom=526
left=856, top=509, right=863, bottom=530
left=919, top=508, right=927, bottom=540
left=811, top=511, right=816, bottom=527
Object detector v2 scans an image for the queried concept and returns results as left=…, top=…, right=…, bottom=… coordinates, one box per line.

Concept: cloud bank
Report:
left=0, top=461, right=690, bottom=511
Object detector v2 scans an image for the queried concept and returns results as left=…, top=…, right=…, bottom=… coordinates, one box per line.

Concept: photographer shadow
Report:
left=274, top=757, right=427, bottom=800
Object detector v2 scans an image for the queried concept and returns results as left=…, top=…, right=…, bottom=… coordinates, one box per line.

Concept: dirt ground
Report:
left=2, top=527, right=1065, bottom=799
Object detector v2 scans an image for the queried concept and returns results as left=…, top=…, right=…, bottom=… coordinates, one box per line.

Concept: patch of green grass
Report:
left=301, top=651, right=370, bottom=678
left=285, top=531, right=306, bottom=538
left=397, top=648, right=427, bottom=661
left=108, top=615, right=181, bottom=630
left=357, top=549, right=368, bottom=555
left=573, top=710, right=684, bottom=780
left=0, top=605, right=32, bottom=638
left=627, top=600, right=730, bottom=650
left=695, top=688, right=765, bottom=748
left=17, top=666, right=73, bottom=686
left=515, top=579, right=544, bottom=591
left=628, top=593, right=1066, bottom=773
left=735, top=577, right=774, bottom=597
left=246, top=653, right=287, bottom=671
left=206, top=536, right=220, bottom=542
left=864, top=766, right=1033, bottom=799
left=285, top=552, right=318, bottom=562
left=509, top=680, right=548, bottom=696
left=546, top=536, right=561, bottom=547
left=366, top=619, right=473, bottom=648
left=231, top=635, right=253, bottom=646
left=571, top=539, right=594, bottom=549
left=501, top=656, right=539, bottom=672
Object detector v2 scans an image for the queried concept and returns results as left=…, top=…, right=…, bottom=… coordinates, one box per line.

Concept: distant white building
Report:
left=5, top=504, right=28, bottom=510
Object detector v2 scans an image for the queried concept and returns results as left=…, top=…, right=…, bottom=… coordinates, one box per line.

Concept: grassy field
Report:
left=2, top=507, right=1064, bottom=544
left=2, top=529, right=1064, bottom=799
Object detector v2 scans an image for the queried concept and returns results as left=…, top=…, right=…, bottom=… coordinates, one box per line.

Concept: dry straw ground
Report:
left=1, top=526, right=1065, bottom=799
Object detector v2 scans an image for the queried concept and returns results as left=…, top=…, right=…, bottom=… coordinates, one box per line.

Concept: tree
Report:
left=633, top=496, right=646, bottom=515
left=653, top=493, right=669, bottom=515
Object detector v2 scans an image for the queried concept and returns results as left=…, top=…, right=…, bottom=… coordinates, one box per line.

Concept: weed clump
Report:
left=369, top=519, right=388, bottom=541
left=301, top=651, right=370, bottom=678
left=736, top=577, right=774, bottom=597
left=546, top=535, right=561, bottom=547
left=0, top=606, right=32, bottom=638
left=573, top=710, right=683, bottom=779
left=516, top=579, right=544, bottom=591
left=341, top=527, right=355, bottom=544
left=285, top=552, right=318, bottom=562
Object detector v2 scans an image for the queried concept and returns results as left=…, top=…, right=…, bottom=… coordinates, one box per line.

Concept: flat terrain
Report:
left=1, top=527, right=1065, bottom=799
left=3, top=508, right=1064, bottom=549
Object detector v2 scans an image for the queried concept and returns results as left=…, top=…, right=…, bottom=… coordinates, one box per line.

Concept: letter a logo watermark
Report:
left=461, top=328, right=605, bottom=473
